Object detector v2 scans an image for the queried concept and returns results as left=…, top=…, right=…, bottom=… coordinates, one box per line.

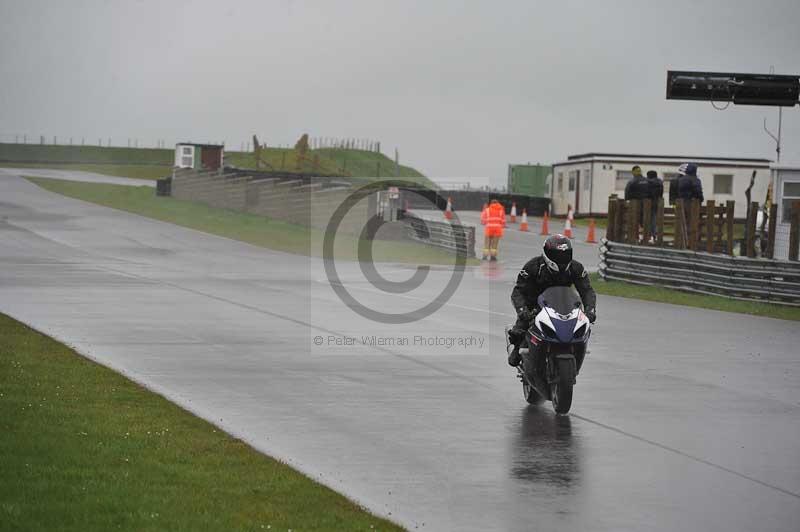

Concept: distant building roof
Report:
left=559, top=152, right=770, bottom=165
left=176, top=142, right=224, bottom=149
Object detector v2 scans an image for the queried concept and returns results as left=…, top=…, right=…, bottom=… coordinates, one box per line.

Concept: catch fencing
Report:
left=599, top=239, right=800, bottom=306
left=402, top=213, right=476, bottom=258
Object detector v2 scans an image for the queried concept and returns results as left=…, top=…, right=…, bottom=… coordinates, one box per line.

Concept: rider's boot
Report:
left=508, top=344, right=521, bottom=367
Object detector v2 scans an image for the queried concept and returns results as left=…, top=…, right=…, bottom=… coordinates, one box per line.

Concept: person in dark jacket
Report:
left=507, top=234, right=597, bottom=367
left=624, top=165, right=649, bottom=201
left=676, top=163, right=703, bottom=202
left=646, top=170, right=664, bottom=238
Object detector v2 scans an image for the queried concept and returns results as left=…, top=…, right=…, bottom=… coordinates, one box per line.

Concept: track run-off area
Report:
left=1, top=169, right=799, bottom=531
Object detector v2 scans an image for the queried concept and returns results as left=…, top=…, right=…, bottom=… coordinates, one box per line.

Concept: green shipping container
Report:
left=507, top=164, right=551, bottom=197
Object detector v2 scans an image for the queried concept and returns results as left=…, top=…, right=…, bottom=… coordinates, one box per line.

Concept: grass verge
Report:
left=0, top=143, right=172, bottom=165
left=0, top=162, right=172, bottom=180
left=0, top=312, right=402, bottom=531
left=591, top=273, right=800, bottom=321
left=572, top=217, right=607, bottom=229
left=27, top=177, right=474, bottom=265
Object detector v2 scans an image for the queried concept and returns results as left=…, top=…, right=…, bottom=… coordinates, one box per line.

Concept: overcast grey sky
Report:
left=1, top=0, right=799, bottom=184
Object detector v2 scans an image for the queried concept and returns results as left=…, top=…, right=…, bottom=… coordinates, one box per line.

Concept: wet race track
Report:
left=2, top=170, right=800, bottom=531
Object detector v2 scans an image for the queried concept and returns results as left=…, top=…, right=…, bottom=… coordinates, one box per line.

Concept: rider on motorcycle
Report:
left=508, top=234, right=597, bottom=367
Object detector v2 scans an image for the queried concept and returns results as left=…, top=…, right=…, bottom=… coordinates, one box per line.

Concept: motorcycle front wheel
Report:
left=551, top=358, right=574, bottom=414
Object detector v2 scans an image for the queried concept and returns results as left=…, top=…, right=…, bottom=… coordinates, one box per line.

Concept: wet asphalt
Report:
left=1, top=170, right=799, bottom=531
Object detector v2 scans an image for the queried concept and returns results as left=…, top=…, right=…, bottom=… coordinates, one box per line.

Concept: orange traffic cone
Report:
left=444, top=197, right=453, bottom=220
left=563, top=206, right=574, bottom=239
left=540, top=211, right=550, bottom=235
left=586, top=218, right=597, bottom=243
left=510, top=202, right=517, bottom=223
left=519, top=209, right=529, bottom=231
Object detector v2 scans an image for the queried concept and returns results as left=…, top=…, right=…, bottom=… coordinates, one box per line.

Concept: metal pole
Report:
left=777, top=107, right=782, bottom=163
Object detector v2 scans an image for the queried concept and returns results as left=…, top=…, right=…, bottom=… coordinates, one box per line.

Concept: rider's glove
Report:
left=585, top=307, right=597, bottom=324
left=517, top=306, right=537, bottom=322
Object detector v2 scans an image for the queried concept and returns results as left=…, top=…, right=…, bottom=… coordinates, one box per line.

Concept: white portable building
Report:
left=550, top=153, right=771, bottom=218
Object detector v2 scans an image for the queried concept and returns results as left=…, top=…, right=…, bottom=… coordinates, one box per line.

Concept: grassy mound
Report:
left=2, top=142, right=434, bottom=187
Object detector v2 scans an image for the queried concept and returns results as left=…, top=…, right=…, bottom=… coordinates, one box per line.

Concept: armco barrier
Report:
left=599, top=238, right=800, bottom=306
left=403, top=213, right=475, bottom=258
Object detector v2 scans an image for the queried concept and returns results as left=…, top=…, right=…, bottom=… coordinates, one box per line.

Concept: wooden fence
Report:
left=605, top=195, right=794, bottom=259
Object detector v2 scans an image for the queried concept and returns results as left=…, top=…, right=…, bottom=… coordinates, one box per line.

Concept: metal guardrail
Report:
left=403, top=213, right=475, bottom=258
left=599, top=238, right=800, bottom=307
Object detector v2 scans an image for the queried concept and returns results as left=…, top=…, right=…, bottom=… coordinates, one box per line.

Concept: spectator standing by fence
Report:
left=625, top=166, right=649, bottom=232
left=674, top=162, right=703, bottom=245
left=646, top=170, right=663, bottom=240
left=677, top=163, right=703, bottom=202
left=624, top=166, right=649, bottom=201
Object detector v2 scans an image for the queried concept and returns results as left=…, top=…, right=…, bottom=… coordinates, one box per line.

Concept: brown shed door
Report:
left=201, top=147, right=221, bottom=170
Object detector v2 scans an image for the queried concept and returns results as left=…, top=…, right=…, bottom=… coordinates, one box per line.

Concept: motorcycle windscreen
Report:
left=537, top=286, right=583, bottom=315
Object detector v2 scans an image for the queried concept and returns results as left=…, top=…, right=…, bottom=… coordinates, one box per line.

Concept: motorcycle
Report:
left=506, top=286, right=591, bottom=414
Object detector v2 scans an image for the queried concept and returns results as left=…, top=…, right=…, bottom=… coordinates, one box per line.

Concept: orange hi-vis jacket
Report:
left=485, top=202, right=506, bottom=237
left=480, top=206, right=489, bottom=225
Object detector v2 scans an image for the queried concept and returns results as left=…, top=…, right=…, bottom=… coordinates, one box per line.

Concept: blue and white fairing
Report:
left=533, top=306, right=590, bottom=343
left=532, top=287, right=591, bottom=344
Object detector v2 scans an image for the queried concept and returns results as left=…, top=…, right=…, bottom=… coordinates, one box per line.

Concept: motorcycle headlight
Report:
left=573, top=324, right=586, bottom=339
left=540, top=323, right=556, bottom=338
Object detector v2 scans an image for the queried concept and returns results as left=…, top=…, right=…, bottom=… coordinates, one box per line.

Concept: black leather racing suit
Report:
left=509, top=257, right=597, bottom=361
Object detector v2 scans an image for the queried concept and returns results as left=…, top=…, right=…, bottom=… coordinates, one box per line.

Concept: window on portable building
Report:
left=557, top=173, right=564, bottom=192
left=615, top=170, right=632, bottom=190
left=179, top=145, right=194, bottom=167
left=713, top=174, right=733, bottom=195
left=568, top=170, right=576, bottom=192
left=781, top=181, right=800, bottom=223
